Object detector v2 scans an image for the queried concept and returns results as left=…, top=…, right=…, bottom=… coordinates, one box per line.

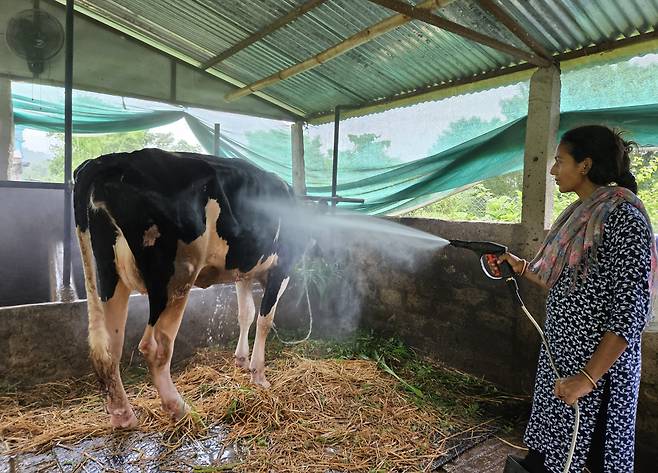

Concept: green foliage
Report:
left=244, top=128, right=400, bottom=187
left=338, top=133, right=399, bottom=170
left=270, top=332, right=528, bottom=428
left=291, top=255, right=344, bottom=301
left=405, top=150, right=658, bottom=225
left=633, top=148, right=658, bottom=225
left=20, top=160, right=53, bottom=182
left=561, top=60, right=658, bottom=111
left=405, top=173, right=523, bottom=222
left=429, top=117, right=502, bottom=155
left=428, top=83, right=529, bottom=156
left=43, top=130, right=201, bottom=182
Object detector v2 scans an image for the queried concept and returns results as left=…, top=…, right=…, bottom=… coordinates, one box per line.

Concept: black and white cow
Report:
left=73, top=148, right=304, bottom=427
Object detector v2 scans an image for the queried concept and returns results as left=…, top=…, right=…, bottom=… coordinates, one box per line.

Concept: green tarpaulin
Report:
left=11, top=91, right=658, bottom=215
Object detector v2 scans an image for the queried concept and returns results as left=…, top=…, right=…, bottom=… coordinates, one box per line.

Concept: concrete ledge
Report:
left=0, top=285, right=254, bottom=386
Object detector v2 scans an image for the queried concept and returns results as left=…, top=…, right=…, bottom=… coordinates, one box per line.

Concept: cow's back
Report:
left=73, top=149, right=296, bottom=307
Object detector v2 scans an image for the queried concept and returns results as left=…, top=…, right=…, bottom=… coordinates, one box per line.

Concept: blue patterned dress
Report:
left=524, top=202, right=653, bottom=472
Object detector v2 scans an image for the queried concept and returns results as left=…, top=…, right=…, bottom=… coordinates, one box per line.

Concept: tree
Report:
left=46, top=130, right=201, bottom=182
left=407, top=58, right=658, bottom=222
left=337, top=133, right=398, bottom=170
left=500, top=83, right=529, bottom=121
left=428, top=116, right=502, bottom=156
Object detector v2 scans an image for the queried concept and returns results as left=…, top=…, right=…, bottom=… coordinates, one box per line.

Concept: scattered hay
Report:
left=0, top=348, right=497, bottom=472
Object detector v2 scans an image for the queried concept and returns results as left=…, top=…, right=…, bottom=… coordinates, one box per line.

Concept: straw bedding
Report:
left=0, top=348, right=498, bottom=472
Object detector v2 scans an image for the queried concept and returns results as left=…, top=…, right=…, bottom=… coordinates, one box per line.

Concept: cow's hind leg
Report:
left=77, top=227, right=136, bottom=428
left=139, top=293, right=191, bottom=421
left=250, top=270, right=290, bottom=388
left=234, top=279, right=255, bottom=370
left=95, top=280, right=136, bottom=427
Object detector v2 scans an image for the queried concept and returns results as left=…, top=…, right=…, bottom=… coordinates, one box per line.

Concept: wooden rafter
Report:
left=478, top=0, right=553, bottom=61
left=368, top=0, right=551, bottom=67
left=201, top=0, right=329, bottom=70
left=224, top=0, right=450, bottom=102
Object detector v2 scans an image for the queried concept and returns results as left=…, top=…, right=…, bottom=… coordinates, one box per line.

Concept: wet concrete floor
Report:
left=0, top=426, right=519, bottom=472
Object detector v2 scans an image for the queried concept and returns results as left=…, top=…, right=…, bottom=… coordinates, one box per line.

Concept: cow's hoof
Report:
left=234, top=355, right=250, bottom=370
left=250, top=371, right=271, bottom=389
left=110, top=408, right=138, bottom=429
left=163, top=398, right=190, bottom=422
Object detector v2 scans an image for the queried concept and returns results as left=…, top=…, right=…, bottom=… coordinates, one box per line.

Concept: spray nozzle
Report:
left=449, top=239, right=514, bottom=279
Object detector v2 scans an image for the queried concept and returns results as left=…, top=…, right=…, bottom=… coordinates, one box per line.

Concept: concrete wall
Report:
left=0, top=285, right=250, bottom=385
left=0, top=187, right=71, bottom=306
left=357, top=218, right=543, bottom=392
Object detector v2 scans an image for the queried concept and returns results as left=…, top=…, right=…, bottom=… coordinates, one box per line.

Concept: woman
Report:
left=497, top=125, right=657, bottom=472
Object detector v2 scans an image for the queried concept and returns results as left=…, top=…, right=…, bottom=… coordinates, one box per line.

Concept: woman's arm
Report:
left=495, top=253, right=548, bottom=290
left=585, top=332, right=628, bottom=381
left=556, top=332, right=628, bottom=405
left=521, top=268, right=548, bottom=290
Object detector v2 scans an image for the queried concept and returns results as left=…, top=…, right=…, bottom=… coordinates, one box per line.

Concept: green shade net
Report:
left=320, top=104, right=658, bottom=215
left=11, top=88, right=658, bottom=216
left=13, top=94, right=186, bottom=133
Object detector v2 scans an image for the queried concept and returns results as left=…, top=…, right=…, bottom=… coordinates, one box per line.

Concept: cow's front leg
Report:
left=139, top=294, right=191, bottom=421
left=250, top=274, right=289, bottom=388
left=234, top=279, right=254, bottom=370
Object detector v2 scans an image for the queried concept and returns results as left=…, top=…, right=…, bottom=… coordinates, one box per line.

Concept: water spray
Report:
left=449, top=239, right=579, bottom=473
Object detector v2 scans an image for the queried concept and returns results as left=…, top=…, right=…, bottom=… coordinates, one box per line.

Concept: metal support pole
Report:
left=62, top=0, right=74, bottom=300
left=0, top=78, right=13, bottom=181
left=213, top=123, right=221, bottom=157
left=331, top=106, right=341, bottom=208
left=291, top=121, right=306, bottom=195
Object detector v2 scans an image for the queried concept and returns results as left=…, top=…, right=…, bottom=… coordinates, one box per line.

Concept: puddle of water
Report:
left=1, top=425, right=240, bottom=473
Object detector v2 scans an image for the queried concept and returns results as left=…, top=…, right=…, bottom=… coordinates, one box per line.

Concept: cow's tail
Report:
left=73, top=158, right=114, bottom=367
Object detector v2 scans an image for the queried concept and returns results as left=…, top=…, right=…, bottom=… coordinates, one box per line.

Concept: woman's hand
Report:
left=484, top=252, right=525, bottom=275
left=554, top=374, right=594, bottom=405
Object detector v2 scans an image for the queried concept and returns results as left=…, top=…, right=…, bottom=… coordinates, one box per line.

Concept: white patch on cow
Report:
left=189, top=199, right=281, bottom=286
left=142, top=224, right=161, bottom=247
left=243, top=253, right=279, bottom=279
left=115, top=236, right=146, bottom=293
left=203, top=199, right=230, bottom=269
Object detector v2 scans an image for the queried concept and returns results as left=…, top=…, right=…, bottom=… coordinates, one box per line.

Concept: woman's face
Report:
left=550, top=142, right=591, bottom=193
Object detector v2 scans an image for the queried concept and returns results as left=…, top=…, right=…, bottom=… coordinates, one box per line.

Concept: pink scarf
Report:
left=530, top=186, right=657, bottom=301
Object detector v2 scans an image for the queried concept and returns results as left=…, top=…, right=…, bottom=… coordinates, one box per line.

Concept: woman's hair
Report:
left=560, top=125, right=638, bottom=194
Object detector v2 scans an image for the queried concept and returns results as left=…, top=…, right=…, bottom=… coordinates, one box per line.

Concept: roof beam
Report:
left=224, top=0, right=450, bottom=102
left=478, top=0, right=553, bottom=61
left=367, top=0, right=552, bottom=67
left=201, top=0, right=329, bottom=70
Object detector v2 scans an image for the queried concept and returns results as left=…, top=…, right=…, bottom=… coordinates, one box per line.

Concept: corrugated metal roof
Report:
left=63, top=0, right=658, bottom=120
